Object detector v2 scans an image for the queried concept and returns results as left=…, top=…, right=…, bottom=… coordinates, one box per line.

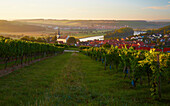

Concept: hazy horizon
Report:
left=9, top=18, right=170, bottom=22
left=0, top=0, right=170, bottom=21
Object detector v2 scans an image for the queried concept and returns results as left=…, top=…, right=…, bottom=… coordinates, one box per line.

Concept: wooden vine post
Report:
left=104, top=56, right=106, bottom=70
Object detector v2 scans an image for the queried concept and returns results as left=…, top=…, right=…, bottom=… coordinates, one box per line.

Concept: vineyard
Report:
left=0, top=38, right=64, bottom=73
left=82, top=46, right=170, bottom=100
left=0, top=38, right=170, bottom=105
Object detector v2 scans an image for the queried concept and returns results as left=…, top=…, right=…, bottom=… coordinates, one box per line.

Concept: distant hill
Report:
left=150, top=19, right=170, bottom=22
left=0, top=20, right=46, bottom=32
left=104, top=27, right=134, bottom=39
left=2, top=19, right=170, bottom=33
left=16, top=19, right=170, bottom=29
left=147, top=25, right=170, bottom=34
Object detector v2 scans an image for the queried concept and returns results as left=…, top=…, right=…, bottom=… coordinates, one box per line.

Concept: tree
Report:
left=165, top=38, right=168, bottom=42
left=143, top=36, right=148, bottom=42
left=104, top=27, right=134, bottom=39
left=30, top=37, right=36, bottom=42
left=164, top=30, right=166, bottom=35
left=76, top=39, right=80, bottom=43
left=147, top=25, right=170, bottom=35
left=156, top=39, right=160, bottom=44
left=45, top=36, right=51, bottom=43
left=67, top=37, right=76, bottom=45
left=102, top=42, right=111, bottom=48
left=51, top=35, right=57, bottom=43
left=4, top=37, right=10, bottom=39
left=36, top=37, right=46, bottom=43
left=21, top=36, right=30, bottom=41
left=159, top=42, right=162, bottom=46
left=0, top=36, right=4, bottom=38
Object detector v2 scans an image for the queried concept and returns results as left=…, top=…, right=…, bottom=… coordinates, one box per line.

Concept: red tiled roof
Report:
left=155, top=49, right=162, bottom=52
left=136, top=47, right=151, bottom=51
left=163, top=48, right=170, bottom=52
left=58, top=36, right=68, bottom=39
left=132, top=44, right=139, bottom=47
left=150, top=43, right=156, bottom=45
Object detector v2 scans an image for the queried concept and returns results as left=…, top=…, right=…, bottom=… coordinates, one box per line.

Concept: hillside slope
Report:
left=0, top=20, right=46, bottom=32
left=16, top=19, right=170, bottom=29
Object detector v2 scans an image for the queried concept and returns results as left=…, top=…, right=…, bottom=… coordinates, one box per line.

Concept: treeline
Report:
left=20, top=36, right=57, bottom=43
left=0, top=20, right=46, bottom=32
left=147, top=25, right=170, bottom=35
left=0, top=35, right=57, bottom=43
left=104, top=27, right=134, bottom=39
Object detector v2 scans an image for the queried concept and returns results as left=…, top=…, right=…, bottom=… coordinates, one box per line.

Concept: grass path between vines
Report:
left=0, top=53, right=169, bottom=105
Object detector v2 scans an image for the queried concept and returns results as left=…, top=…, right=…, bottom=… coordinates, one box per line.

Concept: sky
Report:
left=0, top=0, right=170, bottom=21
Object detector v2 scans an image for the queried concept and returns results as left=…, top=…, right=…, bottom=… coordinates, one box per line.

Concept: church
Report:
left=56, top=28, right=70, bottom=44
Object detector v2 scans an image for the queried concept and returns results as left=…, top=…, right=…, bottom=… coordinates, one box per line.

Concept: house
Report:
left=138, top=38, right=143, bottom=41
left=57, top=35, right=70, bottom=43
left=121, top=37, right=126, bottom=41
left=137, top=36, right=143, bottom=41
left=164, top=35, right=169, bottom=38
left=126, top=37, right=129, bottom=40
left=131, top=36, right=138, bottom=40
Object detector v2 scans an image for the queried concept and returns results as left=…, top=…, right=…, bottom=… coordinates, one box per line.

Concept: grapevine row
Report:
left=0, top=38, right=64, bottom=70
left=82, top=46, right=170, bottom=99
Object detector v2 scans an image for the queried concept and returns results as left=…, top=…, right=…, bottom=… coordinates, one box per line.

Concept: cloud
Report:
left=143, top=1, right=170, bottom=10
left=144, top=5, right=170, bottom=10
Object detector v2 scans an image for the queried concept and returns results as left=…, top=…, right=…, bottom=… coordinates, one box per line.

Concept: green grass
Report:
left=0, top=53, right=169, bottom=105
left=66, top=47, right=79, bottom=51
left=0, top=53, right=71, bottom=105
left=0, top=56, right=50, bottom=70
left=78, top=54, right=170, bottom=105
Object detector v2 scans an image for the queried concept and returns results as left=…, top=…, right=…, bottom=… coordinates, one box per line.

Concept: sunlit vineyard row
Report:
left=0, top=38, right=64, bottom=70
left=82, top=46, right=170, bottom=100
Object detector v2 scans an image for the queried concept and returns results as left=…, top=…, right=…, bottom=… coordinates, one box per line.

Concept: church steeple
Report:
left=58, top=28, right=60, bottom=35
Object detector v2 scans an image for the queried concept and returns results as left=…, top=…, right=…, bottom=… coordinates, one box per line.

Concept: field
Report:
left=0, top=20, right=46, bottom=32
left=0, top=29, right=107, bottom=39
left=0, top=53, right=169, bottom=105
left=1, top=0, right=170, bottom=105
left=1, top=19, right=170, bottom=39
left=17, top=19, right=170, bottom=29
left=0, top=20, right=108, bottom=39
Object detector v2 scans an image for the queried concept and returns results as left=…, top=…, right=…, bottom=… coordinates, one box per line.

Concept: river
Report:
left=79, top=35, right=104, bottom=42
left=79, top=31, right=146, bottom=42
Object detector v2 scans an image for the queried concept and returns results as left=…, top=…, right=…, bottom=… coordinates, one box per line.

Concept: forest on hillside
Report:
left=104, top=27, right=134, bottom=39
left=147, top=25, right=170, bottom=34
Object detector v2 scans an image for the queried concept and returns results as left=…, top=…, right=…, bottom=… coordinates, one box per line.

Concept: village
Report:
left=56, top=33, right=170, bottom=52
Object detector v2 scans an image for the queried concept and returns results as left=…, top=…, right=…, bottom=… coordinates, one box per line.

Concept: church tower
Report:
left=58, top=28, right=60, bottom=35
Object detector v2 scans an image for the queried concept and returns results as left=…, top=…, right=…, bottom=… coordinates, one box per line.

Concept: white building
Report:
left=57, top=35, right=70, bottom=43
